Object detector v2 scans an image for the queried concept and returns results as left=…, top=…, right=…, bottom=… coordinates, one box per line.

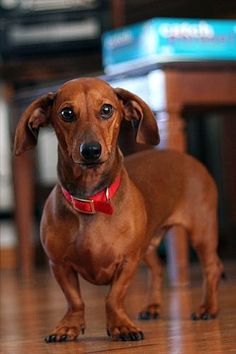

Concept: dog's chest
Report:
left=65, top=217, right=133, bottom=285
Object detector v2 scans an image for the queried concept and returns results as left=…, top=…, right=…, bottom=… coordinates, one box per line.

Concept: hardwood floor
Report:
left=1, top=263, right=236, bottom=354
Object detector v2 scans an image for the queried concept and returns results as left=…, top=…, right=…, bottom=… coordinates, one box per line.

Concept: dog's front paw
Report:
left=107, top=323, right=144, bottom=341
left=44, top=325, right=84, bottom=343
left=45, top=311, right=86, bottom=343
left=45, top=324, right=85, bottom=343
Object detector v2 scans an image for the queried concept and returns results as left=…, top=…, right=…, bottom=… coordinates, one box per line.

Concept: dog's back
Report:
left=125, top=149, right=217, bottom=235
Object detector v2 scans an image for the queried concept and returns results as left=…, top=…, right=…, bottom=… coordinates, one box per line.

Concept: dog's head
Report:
left=14, top=78, right=160, bottom=168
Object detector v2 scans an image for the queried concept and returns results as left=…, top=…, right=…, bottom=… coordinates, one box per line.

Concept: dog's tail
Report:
left=221, top=271, right=227, bottom=281
left=218, top=260, right=227, bottom=281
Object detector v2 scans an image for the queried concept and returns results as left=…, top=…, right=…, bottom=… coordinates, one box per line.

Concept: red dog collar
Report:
left=61, top=175, right=121, bottom=215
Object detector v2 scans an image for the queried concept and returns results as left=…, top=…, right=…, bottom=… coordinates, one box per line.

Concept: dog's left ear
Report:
left=114, top=88, right=160, bottom=145
left=14, top=92, right=55, bottom=156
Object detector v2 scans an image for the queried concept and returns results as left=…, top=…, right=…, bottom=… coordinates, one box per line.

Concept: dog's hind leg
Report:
left=190, top=213, right=223, bottom=320
left=138, top=237, right=164, bottom=320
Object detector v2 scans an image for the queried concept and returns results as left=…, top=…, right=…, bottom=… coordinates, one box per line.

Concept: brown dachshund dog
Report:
left=14, top=78, right=223, bottom=343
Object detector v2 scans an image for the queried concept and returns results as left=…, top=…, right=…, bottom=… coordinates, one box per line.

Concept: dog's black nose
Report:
left=80, top=142, right=102, bottom=162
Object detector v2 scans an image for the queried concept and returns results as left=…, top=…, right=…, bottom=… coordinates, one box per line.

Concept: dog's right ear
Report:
left=14, top=92, right=55, bottom=156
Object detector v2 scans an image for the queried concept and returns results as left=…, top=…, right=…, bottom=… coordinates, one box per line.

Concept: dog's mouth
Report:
left=74, top=159, right=108, bottom=169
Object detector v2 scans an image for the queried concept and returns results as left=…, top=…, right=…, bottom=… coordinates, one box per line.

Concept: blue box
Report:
left=102, top=18, right=236, bottom=73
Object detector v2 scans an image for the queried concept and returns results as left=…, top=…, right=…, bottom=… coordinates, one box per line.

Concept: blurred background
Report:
left=0, top=0, right=236, bottom=275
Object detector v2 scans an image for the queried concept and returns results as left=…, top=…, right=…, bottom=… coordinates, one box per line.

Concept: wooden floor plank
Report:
left=1, top=263, right=236, bottom=354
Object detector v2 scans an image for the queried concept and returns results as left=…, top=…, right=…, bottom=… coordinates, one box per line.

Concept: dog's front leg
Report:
left=106, top=258, right=144, bottom=341
left=45, top=262, right=85, bottom=343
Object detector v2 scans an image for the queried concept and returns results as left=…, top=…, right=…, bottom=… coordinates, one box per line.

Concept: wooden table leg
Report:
left=166, top=226, right=189, bottom=287
left=13, top=151, right=35, bottom=278
left=158, top=111, right=189, bottom=287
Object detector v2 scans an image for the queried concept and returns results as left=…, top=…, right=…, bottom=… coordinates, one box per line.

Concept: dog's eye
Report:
left=60, top=107, right=75, bottom=122
left=100, top=104, right=113, bottom=119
